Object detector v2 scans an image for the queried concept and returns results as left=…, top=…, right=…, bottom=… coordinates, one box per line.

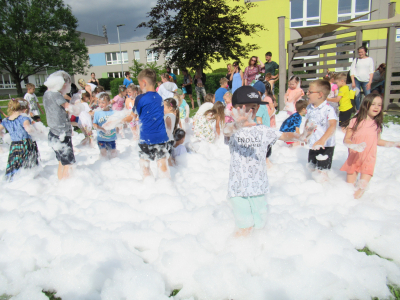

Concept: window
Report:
left=34, top=74, right=46, bottom=87
left=290, top=0, right=321, bottom=28
left=146, top=49, right=158, bottom=62
left=108, top=72, right=123, bottom=78
left=105, top=51, right=128, bottom=65
left=133, top=50, right=140, bottom=61
left=0, top=74, right=16, bottom=89
left=338, top=0, right=371, bottom=22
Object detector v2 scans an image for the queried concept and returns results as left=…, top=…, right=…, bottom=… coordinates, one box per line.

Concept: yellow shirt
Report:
left=338, top=85, right=353, bottom=112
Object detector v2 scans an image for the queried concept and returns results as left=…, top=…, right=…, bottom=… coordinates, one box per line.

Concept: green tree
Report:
left=138, top=0, right=264, bottom=71
left=129, top=59, right=145, bottom=77
left=0, top=0, right=89, bottom=95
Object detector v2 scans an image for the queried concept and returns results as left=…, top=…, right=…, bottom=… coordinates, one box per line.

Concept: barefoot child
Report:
left=134, top=69, right=170, bottom=179
left=284, top=75, right=304, bottom=115
left=93, top=93, right=117, bottom=159
left=224, top=86, right=314, bottom=236
left=279, top=100, right=308, bottom=147
left=340, top=94, right=400, bottom=199
left=24, top=83, right=44, bottom=122
left=0, top=99, right=40, bottom=179
left=304, top=80, right=337, bottom=181
left=43, top=71, right=76, bottom=180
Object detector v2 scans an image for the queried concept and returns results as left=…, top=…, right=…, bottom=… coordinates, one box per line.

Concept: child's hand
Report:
left=298, top=122, right=317, bottom=142
left=312, top=141, right=325, bottom=150
left=345, top=142, right=366, bottom=152
left=231, top=105, right=256, bottom=128
left=384, top=141, right=400, bottom=148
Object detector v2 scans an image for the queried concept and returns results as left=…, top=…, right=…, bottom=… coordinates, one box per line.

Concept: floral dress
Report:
left=193, top=113, right=216, bottom=143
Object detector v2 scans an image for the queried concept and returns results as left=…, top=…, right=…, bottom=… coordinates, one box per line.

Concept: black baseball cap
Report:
left=232, top=86, right=266, bottom=106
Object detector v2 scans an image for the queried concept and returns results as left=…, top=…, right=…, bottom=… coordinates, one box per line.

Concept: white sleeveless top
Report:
left=164, top=113, right=176, bottom=140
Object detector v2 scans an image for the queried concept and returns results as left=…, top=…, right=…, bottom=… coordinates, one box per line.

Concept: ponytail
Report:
left=174, top=107, right=180, bottom=132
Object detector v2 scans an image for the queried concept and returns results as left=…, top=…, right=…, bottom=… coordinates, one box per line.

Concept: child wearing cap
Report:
left=224, top=86, right=315, bottom=236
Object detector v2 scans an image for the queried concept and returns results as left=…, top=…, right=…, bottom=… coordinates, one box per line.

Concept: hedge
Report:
left=110, top=77, right=139, bottom=96
left=98, top=78, right=114, bottom=91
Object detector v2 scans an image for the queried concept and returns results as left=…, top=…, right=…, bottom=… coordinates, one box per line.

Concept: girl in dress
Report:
left=243, top=56, right=264, bottom=86
left=111, top=86, right=127, bottom=138
left=340, top=94, right=400, bottom=199
left=0, top=99, right=39, bottom=179
left=193, top=101, right=225, bottom=143
left=284, top=75, right=305, bottom=115
left=230, top=61, right=244, bottom=94
left=163, top=98, right=180, bottom=166
left=264, top=81, right=276, bottom=128
left=77, top=92, right=94, bottom=146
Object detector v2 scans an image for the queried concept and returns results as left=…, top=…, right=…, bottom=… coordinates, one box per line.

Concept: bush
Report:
left=98, top=78, right=114, bottom=91
left=110, top=77, right=139, bottom=96
left=39, top=85, right=47, bottom=94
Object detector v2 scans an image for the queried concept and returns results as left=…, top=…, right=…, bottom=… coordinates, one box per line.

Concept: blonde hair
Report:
left=118, top=85, right=127, bottom=94
left=219, top=77, right=228, bottom=85
left=78, top=78, right=86, bottom=86
left=94, top=85, right=105, bottom=94
left=26, top=83, right=35, bottom=90
left=204, top=101, right=225, bottom=124
left=8, top=98, right=29, bottom=115
left=335, top=73, right=347, bottom=82
left=99, top=93, right=111, bottom=102
left=161, top=73, right=173, bottom=82
left=127, top=84, right=138, bottom=92
left=138, top=69, right=156, bottom=86
left=204, top=93, right=214, bottom=103
left=223, top=91, right=232, bottom=99
left=310, top=79, right=331, bottom=98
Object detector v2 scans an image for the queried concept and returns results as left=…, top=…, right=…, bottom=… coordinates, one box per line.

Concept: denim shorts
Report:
left=97, top=140, right=116, bottom=150
left=230, top=195, right=267, bottom=229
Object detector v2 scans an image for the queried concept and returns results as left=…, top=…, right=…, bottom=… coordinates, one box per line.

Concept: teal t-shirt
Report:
left=179, top=99, right=187, bottom=119
left=256, top=105, right=270, bottom=127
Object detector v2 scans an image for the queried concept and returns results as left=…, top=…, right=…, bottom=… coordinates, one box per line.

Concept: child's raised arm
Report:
left=377, top=133, right=400, bottom=148
left=279, top=122, right=316, bottom=143
left=223, top=106, right=256, bottom=137
left=327, top=95, right=342, bottom=103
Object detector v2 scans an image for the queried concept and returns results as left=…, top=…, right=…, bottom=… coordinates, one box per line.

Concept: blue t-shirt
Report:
left=279, top=112, right=302, bottom=133
left=93, top=110, right=117, bottom=141
left=169, top=73, right=177, bottom=82
left=134, top=92, right=169, bottom=145
left=179, top=99, right=188, bottom=119
left=255, top=105, right=270, bottom=127
left=123, top=78, right=133, bottom=88
left=2, top=115, right=31, bottom=141
left=215, top=87, right=227, bottom=104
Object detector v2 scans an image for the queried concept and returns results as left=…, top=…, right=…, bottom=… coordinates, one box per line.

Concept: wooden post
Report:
left=389, top=2, right=396, bottom=18
left=278, top=16, right=286, bottom=111
left=288, top=42, right=293, bottom=78
left=355, top=30, right=363, bottom=50
left=384, top=26, right=396, bottom=110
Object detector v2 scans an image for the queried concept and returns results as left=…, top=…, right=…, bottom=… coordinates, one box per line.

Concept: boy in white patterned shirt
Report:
left=224, top=86, right=315, bottom=237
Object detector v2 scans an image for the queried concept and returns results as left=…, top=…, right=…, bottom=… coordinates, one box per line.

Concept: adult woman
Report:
left=194, top=68, right=206, bottom=108
left=226, top=64, right=233, bottom=90
left=230, top=61, right=244, bottom=94
left=244, top=56, right=264, bottom=86
left=371, top=63, right=386, bottom=95
left=88, top=73, right=99, bottom=86
left=123, top=71, right=133, bottom=88
left=350, top=46, right=374, bottom=110
left=158, top=73, right=178, bottom=100
left=182, top=69, right=194, bottom=109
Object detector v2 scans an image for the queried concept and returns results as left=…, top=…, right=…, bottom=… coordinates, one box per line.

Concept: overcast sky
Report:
left=64, top=0, right=156, bottom=44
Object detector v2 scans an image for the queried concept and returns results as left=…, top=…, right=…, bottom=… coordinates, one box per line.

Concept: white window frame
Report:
left=105, top=51, right=128, bottom=65
left=107, top=72, right=123, bottom=78
left=0, top=74, right=16, bottom=89
left=290, top=0, right=321, bottom=28
left=133, top=50, right=140, bottom=61
left=146, top=49, right=158, bottom=63
left=337, top=0, right=371, bottom=22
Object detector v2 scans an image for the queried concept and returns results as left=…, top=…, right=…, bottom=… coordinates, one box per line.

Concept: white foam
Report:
left=0, top=112, right=399, bottom=300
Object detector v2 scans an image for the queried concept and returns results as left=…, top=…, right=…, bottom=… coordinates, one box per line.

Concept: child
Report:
left=93, top=93, right=117, bottom=158
left=193, top=101, right=225, bottom=143
left=304, top=79, right=337, bottom=181
left=224, top=92, right=233, bottom=124
left=265, top=72, right=278, bottom=96
left=112, top=86, right=127, bottom=138
left=279, top=100, right=308, bottom=147
left=43, top=70, right=76, bottom=180
left=163, top=98, right=179, bottom=141
left=327, top=73, right=355, bottom=128
left=175, top=90, right=190, bottom=131
left=133, top=69, right=171, bottom=179
left=263, top=81, right=276, bottom=128
left=340, top=94, right=400, bottom=199
left=126, top=85, right=139, bottom=139
left=215, top=78, right=229, bottom=104
left=24, top=83, right=44, bottom=122
left=156, top=81, right=162, bottom=92
left=223, top=86, right=314, bottom=237
left=194, top=93, right=215, bottom=123
left=284, top=75, right=305, bottom=115
left=77, top=92, right=94, bottom=146
left=172, top=129, right=187, bottom=159
left=325, top=73, right=339, bottom=116
left=0, top=99, right=40, bottom=179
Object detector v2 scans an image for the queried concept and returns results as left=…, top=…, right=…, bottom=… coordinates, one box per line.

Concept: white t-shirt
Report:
left=164, top=113, right=176, bottom=140
left=172, top=144, right=187, bottom=158
left=87, top=83, right=97, bottom=92
left=24, top=93, right=40, bottom=116
left=228, top=125, right=282, bottom=198
left=158, top=82, right=178, bottom=100
left=305, top=101, right=337, bottom=148
left=350, top=57, right=374, bottom=82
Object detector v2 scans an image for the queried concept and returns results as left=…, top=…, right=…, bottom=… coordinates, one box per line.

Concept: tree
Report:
left=129, top=59, right=145, bottom=78
left=0, top=0, right=89, bottom=95
left=138, top=0, right=265, bottom=71
left=129, top=59, right=166, bottom=79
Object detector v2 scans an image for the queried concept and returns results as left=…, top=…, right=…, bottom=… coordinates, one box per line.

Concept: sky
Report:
left=64, top=0, right=156, bottom=44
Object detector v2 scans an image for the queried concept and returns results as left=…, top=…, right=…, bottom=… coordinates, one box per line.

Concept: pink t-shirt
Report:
left=112, top=95, right=125, bottom=111
left=225, top=103, right=234, bottom=123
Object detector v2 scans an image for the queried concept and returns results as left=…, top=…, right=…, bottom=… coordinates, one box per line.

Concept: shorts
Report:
left=97, top=140, right=116, bottom=150
left=185, top=85, right=192, bottom=95
left=230, top=195, right=267, bottom=229
left=138, top=142, right=171, bottom=161
left=308, top=146, right=335, bottom=170
left=48, top=131, right=76, bottom=166
left=339, top=108, right=353, bottom=127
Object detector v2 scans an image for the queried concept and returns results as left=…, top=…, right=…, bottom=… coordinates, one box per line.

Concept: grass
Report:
left=383, top=114, right=400, bottom=126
